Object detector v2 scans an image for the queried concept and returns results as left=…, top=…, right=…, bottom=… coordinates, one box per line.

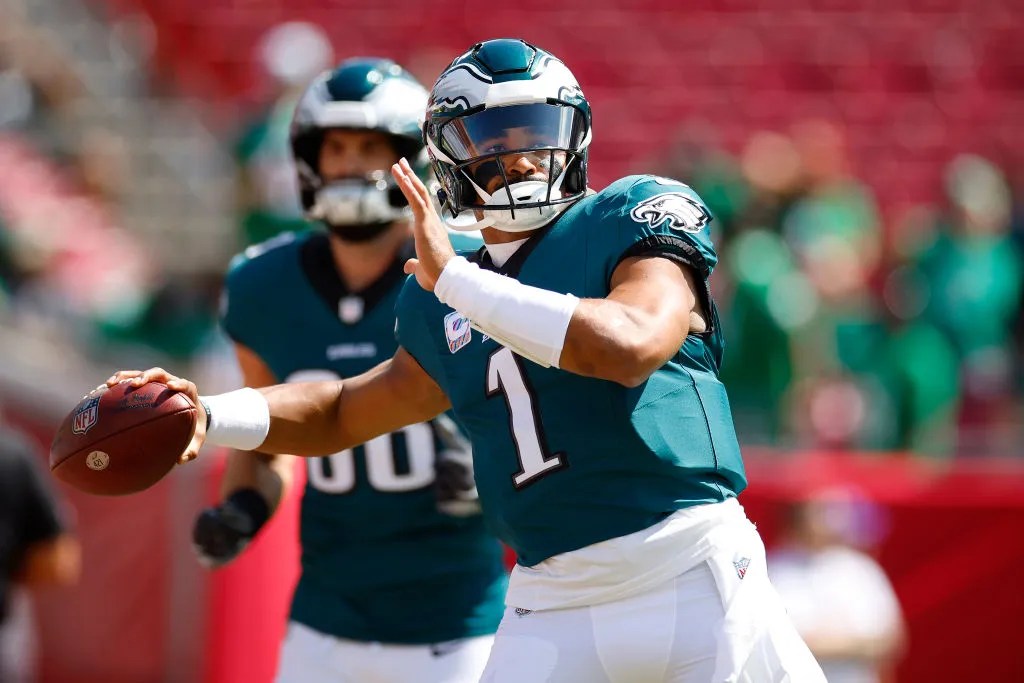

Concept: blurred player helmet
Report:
left=291, top=58, right=429, bottom=238
left=425, top=39, right=592, bottom=232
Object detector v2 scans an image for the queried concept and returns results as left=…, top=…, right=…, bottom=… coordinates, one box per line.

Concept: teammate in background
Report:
left=112, top=40, right=824, bottom=682
left=190, top=58, right=506, bottom=683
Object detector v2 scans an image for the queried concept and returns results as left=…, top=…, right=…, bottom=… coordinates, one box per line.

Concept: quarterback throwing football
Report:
left=112, top=39, right=825, bottom=682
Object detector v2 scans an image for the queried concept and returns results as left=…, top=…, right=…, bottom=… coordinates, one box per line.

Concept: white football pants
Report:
left=274, top=621, right=494, bottom=683
left=479, top=522, right=825, bottom=683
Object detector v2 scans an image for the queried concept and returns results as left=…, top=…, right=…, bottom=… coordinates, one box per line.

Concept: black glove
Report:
left=191, top=489, right=269, bottom=568
left=432, top=415, right=481, bottom=517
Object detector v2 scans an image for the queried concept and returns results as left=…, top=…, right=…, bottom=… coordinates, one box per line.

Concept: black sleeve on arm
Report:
left=613, top=234, right=715, bottom=335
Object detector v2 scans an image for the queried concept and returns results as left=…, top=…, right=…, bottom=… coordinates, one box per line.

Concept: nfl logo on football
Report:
left=72, top=397, right=100, bottom=435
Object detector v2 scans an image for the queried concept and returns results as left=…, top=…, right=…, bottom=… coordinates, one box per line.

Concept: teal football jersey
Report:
left=396, top=176, right=747, bottom=567
left=222, top=230, right=506, bottom=644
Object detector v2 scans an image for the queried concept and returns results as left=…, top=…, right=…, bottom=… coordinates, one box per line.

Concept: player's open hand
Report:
left=391, top=157, right=456, bottom=292
left=106, top=368, right=206, bottom=465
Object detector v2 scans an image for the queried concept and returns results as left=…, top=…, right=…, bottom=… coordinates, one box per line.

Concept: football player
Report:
left=189, top=58, right=506, bottom=683
left=113, top=41, right=824, bottom=682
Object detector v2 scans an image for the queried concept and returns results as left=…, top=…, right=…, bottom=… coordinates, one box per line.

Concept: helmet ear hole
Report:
left=293, top=129, right=326, bottom=213
left=455, top=175, right=475, bottom=208
left=434, top=164, right=473, bottom=217
left=563, top=154, right=587, bottom=195
left=436, top=188, right=451, bottom=215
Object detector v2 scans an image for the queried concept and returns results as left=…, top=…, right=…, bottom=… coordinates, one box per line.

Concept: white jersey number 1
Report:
left=486, top=347, right=567, bottom=488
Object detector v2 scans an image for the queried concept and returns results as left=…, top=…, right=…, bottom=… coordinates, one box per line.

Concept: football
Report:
left=50, top=381, right=197, bottom=496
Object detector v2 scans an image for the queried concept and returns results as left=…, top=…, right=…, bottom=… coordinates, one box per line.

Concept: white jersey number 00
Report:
left=285, top=369, right=435, bottom=494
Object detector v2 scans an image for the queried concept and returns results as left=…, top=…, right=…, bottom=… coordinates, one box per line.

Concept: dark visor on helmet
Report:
left=439, top=103, right=587, bottom=162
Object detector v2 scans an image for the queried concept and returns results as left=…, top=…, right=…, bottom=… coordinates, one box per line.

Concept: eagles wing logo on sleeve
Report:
left=630, top=193, right=711, bottom=234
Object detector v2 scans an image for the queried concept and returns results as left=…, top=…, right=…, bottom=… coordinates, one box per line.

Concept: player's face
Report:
left=437, top=105, right=577, bottom=203
left=464, top=128, right=567, bottom=199
left=319, top=129, right=400, bottom=182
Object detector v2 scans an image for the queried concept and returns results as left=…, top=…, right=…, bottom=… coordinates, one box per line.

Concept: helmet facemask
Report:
left=428, top=102, right=591, bottom=232
left=293, top=132, right=416, bottom=242
left=308, top=170, right=411, bottom=235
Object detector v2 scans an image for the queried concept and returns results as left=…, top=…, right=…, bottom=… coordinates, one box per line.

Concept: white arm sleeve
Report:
left=433, top=256, right=579, bottom=368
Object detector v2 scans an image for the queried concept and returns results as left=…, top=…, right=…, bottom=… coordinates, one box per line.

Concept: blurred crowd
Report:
left=0, top=7, right=166, bottom=357
left=1, top=16, right=1022, bottom=458
left=656, top=119, right=1023, bottom=457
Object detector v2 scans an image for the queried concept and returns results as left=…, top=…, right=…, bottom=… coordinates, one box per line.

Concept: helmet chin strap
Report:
left=445, top=166, right=570, bottom=233
left=443, top=208, right=496, bottom=232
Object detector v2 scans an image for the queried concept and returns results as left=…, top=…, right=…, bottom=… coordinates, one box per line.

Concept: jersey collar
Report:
left=300, top=232, right=412, bottom=324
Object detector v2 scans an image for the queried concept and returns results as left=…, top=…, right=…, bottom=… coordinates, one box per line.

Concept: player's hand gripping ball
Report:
left=49, top=381, right=197, bottom=495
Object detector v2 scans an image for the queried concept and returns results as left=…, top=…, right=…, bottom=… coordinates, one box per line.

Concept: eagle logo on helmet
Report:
left=630, top=193, right=711, bottom=234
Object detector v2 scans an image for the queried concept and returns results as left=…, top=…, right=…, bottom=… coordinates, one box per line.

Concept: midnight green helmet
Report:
left=291, top=57, right=428, bottom=229
left=424, top=39, right=592, bottom=232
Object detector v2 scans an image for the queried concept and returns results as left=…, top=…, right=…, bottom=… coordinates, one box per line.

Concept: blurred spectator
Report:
left=768, top=489, right=905, bottom=683
left=656, top=120, right=750, bottom=238
left=1011, top=166, right=1024, bottom=396
left=0, top=6, right=88, bottom=312
left=0, top=422, right=81, bottom=683
left=913, top=154, right=1022, bottom=454
left=713, top=131, right=805, bottom=443
left=777, top=121, right=891, bottom=451
left=715, top=124, right=892, bottom=450
left=875, top=262, right=961, bottom=456
left=737, top=129, right=804, bottom=234
left=66, top=128, right=130, bottom=209
left=90, top=270, right=223, bottom=361
left=0, top=7, right=84, bottom=148
left=234, top=21, right=333, bottom=247
left=785, top=120, right=882, bottom=272
left=718, top=228, right=801, bottom=443
left=868, top=205, right=963, bottom=456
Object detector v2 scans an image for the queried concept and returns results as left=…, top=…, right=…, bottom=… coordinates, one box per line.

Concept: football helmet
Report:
left=425, top=39, right=592, bottom=232
left=290, top=58, right=428, bottom=237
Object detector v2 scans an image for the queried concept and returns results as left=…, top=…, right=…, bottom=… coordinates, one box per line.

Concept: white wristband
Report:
left=199, top=388, right=270, bottom=451
left=434, top=256, right=578, bottom=368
